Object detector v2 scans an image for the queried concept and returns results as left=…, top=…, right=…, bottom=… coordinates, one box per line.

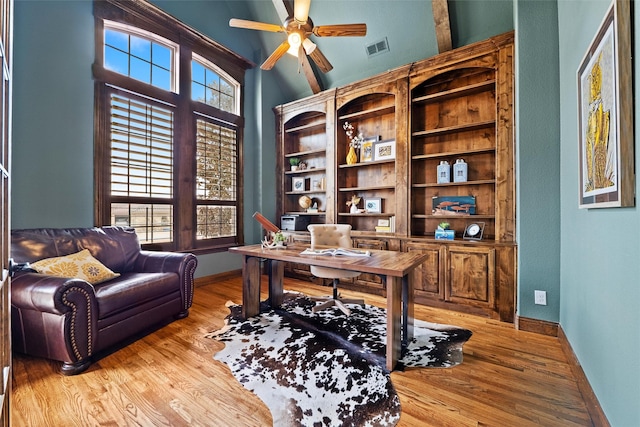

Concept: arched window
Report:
left=93, top=0, right=252, bottom=253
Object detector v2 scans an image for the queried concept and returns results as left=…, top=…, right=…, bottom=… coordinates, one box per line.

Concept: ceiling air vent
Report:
left=366, top=37, right=389, bottom=57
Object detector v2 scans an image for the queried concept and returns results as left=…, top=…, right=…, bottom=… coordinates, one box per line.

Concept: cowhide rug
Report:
left=206, top=292, right=472, bottom=427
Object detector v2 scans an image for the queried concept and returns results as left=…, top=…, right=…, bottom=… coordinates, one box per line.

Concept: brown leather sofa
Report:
left=10, top=226, right=198, bottom=375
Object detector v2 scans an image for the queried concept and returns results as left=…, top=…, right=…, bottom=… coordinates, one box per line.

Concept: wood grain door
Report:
left=404, top=241, right=445, bottom=301
left=350, top=237, right=388, bottom=291
left=446, top=245, right=495, bottom=310
left=0, top=0, right=12, bottom=423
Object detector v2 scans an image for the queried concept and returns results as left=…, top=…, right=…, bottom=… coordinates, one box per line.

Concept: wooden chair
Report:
left=307, top=224, right=365, bottom=316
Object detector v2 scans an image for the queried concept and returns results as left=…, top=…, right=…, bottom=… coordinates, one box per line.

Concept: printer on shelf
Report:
left=281, top=215, right=311, bottom=231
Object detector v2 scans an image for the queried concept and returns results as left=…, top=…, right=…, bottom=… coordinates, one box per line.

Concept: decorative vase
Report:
left=350, top=204, right=359, bottom=214
left=453, top=158, right=468, bottom=183
left=346, top=146, right=358, bottom=165
left=437, top=160, right=451, bottom=183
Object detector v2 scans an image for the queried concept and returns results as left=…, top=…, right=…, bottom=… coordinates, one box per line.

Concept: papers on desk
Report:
left=300, top=248, right=371, bottom=257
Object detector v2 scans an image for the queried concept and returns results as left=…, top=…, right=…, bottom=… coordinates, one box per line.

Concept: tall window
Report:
left=93, top=0, right=251, bottom=253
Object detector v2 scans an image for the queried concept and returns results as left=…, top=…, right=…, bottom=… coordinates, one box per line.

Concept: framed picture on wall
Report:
left=577, top=0, right=634, bottom=208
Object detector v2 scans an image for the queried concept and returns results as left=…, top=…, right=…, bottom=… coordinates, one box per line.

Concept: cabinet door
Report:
left=446, top=246, right=495, bottom=309
left=349, top=238, right=388, bottom=290
left=282, top=233, right=316, bottom=280
left=404, top=241, right=445, bottom=301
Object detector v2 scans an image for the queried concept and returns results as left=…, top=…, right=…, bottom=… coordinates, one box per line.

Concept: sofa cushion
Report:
left=31, top=249, right=120, bottom=285
left=94, top=272, right=179, bottom=319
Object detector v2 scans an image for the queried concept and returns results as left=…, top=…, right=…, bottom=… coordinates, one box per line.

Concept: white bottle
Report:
left=437, top=160, right=450, bottom=183
left=453, top=158, right=468, bottom=183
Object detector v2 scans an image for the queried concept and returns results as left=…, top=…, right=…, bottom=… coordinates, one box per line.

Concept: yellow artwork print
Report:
left=584, top=52, right=614, bottom=192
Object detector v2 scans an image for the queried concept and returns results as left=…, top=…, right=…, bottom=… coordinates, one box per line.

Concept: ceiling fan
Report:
left=229, top=0, right=367, bottom=74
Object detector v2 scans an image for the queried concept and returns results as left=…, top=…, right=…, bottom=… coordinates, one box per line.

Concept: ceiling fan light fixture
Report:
left=287, top=31, right=302, bottom=49
left=302, top=38, right=316, bottom=55
left=293, top=0, right=311, bottom=25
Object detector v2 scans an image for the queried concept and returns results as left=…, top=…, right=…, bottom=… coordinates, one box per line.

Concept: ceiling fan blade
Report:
left=293, top=0, right=311, bottom=24
left=313, top=24, right=367, bottom=37
left=261, top=40, right=291, bottom=70
left=307, top=45, right=333, bottom=73
left=229, top=18, right=284, bottom=33
left=273, top=0, right=292, bottom=23
left=299, top=50, right=322, bottom=94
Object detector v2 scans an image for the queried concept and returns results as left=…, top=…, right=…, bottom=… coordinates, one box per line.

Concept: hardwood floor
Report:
left=11, top=275, right=596, bottom=426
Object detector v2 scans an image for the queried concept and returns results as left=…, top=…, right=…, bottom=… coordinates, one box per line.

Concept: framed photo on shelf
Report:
left=373, top=139, right=396, bottom=161
left=577, top=0, right=634, bottom=208
left=292, top=177, right=306, bottom=192
left=360, top=136, right=379, bottom=162
left=311, top=177, right=325, bottom=191
left=364, top=197, right=382, bottom=213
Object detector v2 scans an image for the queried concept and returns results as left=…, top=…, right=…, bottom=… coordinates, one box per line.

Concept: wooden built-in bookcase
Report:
left=275, top=32, right=516, bottom=322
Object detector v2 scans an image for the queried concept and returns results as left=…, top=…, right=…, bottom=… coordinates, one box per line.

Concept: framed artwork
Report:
left=373, top=139, right=396, bottom=161
left=360, top=136, right=378, bottom=162
left=577, top=0, right=634, bottom=208
left=364, top=197, right=382, bottom=213
left=292, top=177, right=306, bottom=192
left=432, top=196, right=476, bottom=215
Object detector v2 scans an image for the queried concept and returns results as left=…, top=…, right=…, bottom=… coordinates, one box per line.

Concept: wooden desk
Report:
left=228, top=244, right=429, bottom=370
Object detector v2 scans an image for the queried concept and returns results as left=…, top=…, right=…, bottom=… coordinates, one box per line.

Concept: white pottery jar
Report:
left=453, top=158, right=468, bottom=182
left=437, top=160, right=450, bottom=183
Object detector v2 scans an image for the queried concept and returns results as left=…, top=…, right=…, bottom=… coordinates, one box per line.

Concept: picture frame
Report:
left=364, top=197, right=382, bottom=213
left=373, top=139, right=396, bottom=161
left=432, top=196, right=476, bottom=215
left=292, top=177, right=306, bottom=192
left=577, top=0, right=634, bottom=208
left=359, top=136, right=379, bottom=162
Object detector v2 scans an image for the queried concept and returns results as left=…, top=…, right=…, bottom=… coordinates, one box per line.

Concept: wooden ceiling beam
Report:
left=432, top=0, right=452, bottom=53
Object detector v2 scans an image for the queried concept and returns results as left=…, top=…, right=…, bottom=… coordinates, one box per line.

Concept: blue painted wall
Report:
left=514, top=1, right=561, bottom=322
left=557, top=1, right=640, bottom=425
left=12, top=1, right=639, bottom=423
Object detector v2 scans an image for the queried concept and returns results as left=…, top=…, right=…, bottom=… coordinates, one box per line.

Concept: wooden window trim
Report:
left=93, top=0, right=253, bottom=253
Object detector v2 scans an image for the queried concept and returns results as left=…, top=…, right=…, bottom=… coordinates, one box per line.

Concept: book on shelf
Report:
left=375, top=216, right=395, bottom=232
left=300, top=248, right=371, bottom=257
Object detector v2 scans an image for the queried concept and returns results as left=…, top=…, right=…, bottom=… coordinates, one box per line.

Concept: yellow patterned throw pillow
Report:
left=31, top=249, right=120, bottom=285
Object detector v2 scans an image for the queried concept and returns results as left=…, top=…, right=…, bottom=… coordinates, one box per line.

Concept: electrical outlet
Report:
left=534, top=290, right=547, bottom=305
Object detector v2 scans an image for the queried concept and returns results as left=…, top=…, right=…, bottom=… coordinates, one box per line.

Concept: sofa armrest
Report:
left=12, top=272, right=96, bottom=314
left=134, top=251, right=198, bottom=311
left=11, top=273, right=98, bottom=362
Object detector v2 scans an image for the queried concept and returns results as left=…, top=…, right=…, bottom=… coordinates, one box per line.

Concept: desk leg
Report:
left=241, top=255, right=261, bottom=319
left=402, top=273, right=415, bottom=346
left=268, top=260, right=284, bottom=308
left=386, top=276, right=402, bottom=371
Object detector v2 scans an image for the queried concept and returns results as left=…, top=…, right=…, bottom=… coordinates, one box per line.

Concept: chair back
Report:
left=307, top=224, right=353, bottom=250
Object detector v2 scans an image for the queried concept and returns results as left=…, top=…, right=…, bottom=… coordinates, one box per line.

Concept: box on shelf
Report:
left=434, top=229, right=455, bottom=240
